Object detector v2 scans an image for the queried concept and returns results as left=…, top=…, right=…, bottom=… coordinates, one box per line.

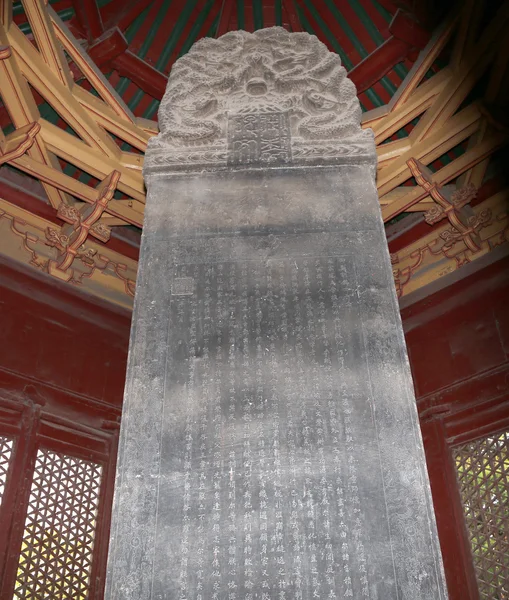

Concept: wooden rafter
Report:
left=22, top=0, right=74, bottom=89
left=8, top=24, right=120, bottom=157
left=0, top=26, right=71, bottom=210
left=49, top=9, right=136, bottom=123
left=0, top=0, right=11, bottom=29
left=381, top=131, right=507, bottom=222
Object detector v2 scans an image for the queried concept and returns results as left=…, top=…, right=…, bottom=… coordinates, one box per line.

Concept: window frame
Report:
left=0, top=395, right=118, bottom=600
left=420, top=365, right=509, bottom=600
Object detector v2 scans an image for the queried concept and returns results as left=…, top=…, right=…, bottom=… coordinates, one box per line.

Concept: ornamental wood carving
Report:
left=45, top=170, right=120, bottom=281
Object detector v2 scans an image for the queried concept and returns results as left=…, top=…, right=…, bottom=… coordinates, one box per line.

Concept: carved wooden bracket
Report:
left=407, top=158, right=488, bottom=253
left=439, top=209, right=493, bottom=251
left=0, top=197, right=137, bottom=307
left=0, top=121, right=40, bottom=165
left=45, top=169, right=120, bottom=281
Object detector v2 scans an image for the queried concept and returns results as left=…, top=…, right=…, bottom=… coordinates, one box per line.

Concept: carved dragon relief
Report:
left=146, top=27, right=373, bottom=170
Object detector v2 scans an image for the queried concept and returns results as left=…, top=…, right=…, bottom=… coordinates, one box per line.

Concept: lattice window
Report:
left=0, top=436, right=14, bottom=506
left=454, top=431, right=509, bottom=600
left=14, top=448, right=102, bottom=599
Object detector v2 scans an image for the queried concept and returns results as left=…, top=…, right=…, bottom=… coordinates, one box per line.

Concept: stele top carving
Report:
left=146, top=26, right=374, bottom=171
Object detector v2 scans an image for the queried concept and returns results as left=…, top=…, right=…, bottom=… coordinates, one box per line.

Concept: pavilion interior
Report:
left=0, top=0, right=508, bottom=598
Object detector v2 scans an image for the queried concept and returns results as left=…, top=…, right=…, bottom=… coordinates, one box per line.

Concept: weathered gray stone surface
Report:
left=106, top=27, right=448, bottom=600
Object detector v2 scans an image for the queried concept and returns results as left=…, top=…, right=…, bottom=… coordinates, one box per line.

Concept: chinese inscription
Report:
left=227, top=112, right=292, bottom=166
left=161, top=257, right=389, bottom=598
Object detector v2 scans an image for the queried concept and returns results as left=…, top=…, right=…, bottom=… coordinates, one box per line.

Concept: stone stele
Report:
left=106, top=27, right=449, bottom=600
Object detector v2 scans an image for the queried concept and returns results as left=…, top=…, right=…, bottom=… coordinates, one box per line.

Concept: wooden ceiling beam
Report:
left=49, top=9, right=137, bottom=123
left=0, top=0, right=12, bottom=29
left=378, top=103, right=482, bottom=198
left=377, top=137, right=412, bottom=168
left=380, top=187, right=436, bottom=212
left=85, top=25, right=168, bottom=101
left=365, top=68, right=450, bottom=143
left=0, top=82, right=44, bottom=129
left=101, top=0, right=154, bottom=33
left=368, top=2, right=507, bottom=224
left=381, top=130, right=507, bottom=221
left=136, top=117, right=158, bottom=135
left=72, top=86, right=152, bottom=152
left=408, top=158, right=482, bottom=253
left=0, top=121, right=40, bottom=164
left=46, top=169, right=120, bottom=279
left=350, top=7, right=434, bottom=95
left=39, top=120, right=146, bottom=202
left=391, top=15, right=456, bottom=110
left=87, top=25, right=127, bottom=66
left=456, top=33, right=509, bottom=191
left=391, top=188, right=509, bottom=299
left=8, top=24, right=120, bottom=158
left=361, top=16, right=455, bottom=138
left=0, top=40, right=39, bottom=130
left=0, top=197, right=138, bottom=307
left=349, top=37, right=412, bottom=95
left=10, top=152, right=144, bottom=226
left=113, top=50, right=168, bottom=101
left=0, top=28, right=70, bottom=209
left=21, top=0, right=74, bottom=88
left=411, top=2, right=509, bottom=143
left=389, top=9, right=431, bottom=50
left=449, top=0, right=483, bottom=70
left=99, top=215, right=134, bottom=227
left=0, top=0, right=506, bottom=299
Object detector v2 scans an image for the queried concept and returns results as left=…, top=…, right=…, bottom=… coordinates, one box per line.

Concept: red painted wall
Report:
left=403, top=257, right=509, bottom=402
left=0, top=257, right=131, bottom=427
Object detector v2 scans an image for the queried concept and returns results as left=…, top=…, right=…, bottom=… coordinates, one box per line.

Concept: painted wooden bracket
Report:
left=45, top=169, right=121, bottom=281
left=0, top=121, right=40, bottom=165
left=408, top=158, right=489, bottom=253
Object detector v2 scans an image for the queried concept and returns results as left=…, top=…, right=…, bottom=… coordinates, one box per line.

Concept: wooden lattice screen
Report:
left=14, top=449, right=103, bottom=599
left=454, top=431, right=509, bottom=600
left=0, top=398, right=117, bottom=599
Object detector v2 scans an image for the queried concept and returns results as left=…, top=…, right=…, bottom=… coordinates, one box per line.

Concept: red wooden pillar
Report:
left=90, top=424, right=119, bottom=599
